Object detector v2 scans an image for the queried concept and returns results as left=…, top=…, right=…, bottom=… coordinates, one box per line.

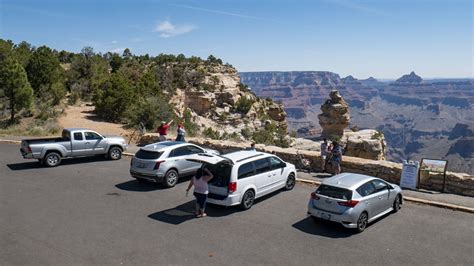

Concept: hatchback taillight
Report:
left=154, top=161, right=164, bottom=170
left=338, top=200, right=359, bottom=208
left=228, top=182, right=237, bottom=193
left=310, top=192, right=320, bottom=200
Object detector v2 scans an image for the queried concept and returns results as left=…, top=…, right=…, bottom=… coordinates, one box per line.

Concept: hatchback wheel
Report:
left=240, top=190, right=255, bottom=210
left=392, top=195, right=401, bottom=213
left=163, top=169, right=178, bottom=188
left=356, top=212, right=368, bottom=233
left=44, top=152, right=61, bottom=167
left=284, top=173, right=296, bottom=190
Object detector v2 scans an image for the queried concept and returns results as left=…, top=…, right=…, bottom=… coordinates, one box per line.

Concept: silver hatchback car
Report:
left=129, top=141, right=219, bottom=187
left=307, top=173, right=403, bottom=232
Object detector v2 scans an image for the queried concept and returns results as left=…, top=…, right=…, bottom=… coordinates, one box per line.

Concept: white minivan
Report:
left=186, top=150, right=297, bottom=209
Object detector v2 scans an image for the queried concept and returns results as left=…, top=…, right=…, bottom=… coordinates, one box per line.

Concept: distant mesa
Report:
left=395, top=71, right=423, bottom=84
left=364, top=77, right=378, bottom=82
left=342, top=75, right=361, bottom=84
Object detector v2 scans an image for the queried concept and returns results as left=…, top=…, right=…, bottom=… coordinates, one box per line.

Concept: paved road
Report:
left=1, top=143, right=473, bottom=265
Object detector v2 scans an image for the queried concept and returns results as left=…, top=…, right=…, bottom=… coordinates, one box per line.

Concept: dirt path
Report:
left=58, top=104, right=133, bottom=137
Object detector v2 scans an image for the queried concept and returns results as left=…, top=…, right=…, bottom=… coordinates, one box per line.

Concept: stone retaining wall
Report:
left=138, top=134, right=474, bottom=197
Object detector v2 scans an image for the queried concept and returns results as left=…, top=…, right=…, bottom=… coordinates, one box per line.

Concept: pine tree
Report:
left=0, top=57, right=34, bottom=122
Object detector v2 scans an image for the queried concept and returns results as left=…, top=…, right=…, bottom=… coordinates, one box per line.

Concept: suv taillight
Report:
left=154, top=161, right=164, bottom=170
left=228, top=182, right=237, bottom=193
left=338, top=200, right=359, bottom=208
left=310, top=192, right=320, bottom=200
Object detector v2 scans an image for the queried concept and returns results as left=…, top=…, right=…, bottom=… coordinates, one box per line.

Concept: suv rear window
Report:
left=135, top=149, right=163, bottom=160
left=316, top=185, right=352, bottom=200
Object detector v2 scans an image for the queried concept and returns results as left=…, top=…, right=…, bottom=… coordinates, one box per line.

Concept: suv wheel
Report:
left=163, top=169, right=178, bottom=188
left=392, top=195, right=401, bottom=213
left=240, top=190, right=255, bottom=210
left=284, top=173, right=296, bottom=190
left=356, top=212, right=368, bottom=233
left=108, top=147, right=122, bottom=160
left=44, top=152, right=61, bottom=167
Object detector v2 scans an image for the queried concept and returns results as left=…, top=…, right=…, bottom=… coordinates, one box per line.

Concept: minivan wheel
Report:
left=284, top=173, right=296, bottom=190
left=392, top=195, right=401, bottom=213
left=108, top=147, right=122, bottom=160
left=240, top=190, right=255, bottom=210
left=356, top=212, right=368, bottom=233
left=44, top=152, right=61, bottom=167
left=163, top=169, right=178, bottom=188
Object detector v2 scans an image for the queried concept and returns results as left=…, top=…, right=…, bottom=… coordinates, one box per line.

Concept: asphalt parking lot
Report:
left=1, top=143, right=473, bottom=265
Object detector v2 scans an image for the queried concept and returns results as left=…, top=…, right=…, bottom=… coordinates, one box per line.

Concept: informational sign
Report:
left=400, top=160, right=419, bottom=190
left=419, top=158, right=448, bottom=192
left=420, top=159, right=447, bottom=173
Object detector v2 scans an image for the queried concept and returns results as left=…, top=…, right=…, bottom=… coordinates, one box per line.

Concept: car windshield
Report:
left=316, top=185, right=352, bottom=200
left=135, top=149, right=163, bottom=160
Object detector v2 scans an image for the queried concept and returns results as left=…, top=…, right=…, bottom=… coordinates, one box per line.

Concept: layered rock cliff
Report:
left=167, top=64, right=287, bottom=140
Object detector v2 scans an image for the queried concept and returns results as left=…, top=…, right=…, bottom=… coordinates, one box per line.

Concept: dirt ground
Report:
left=58, top=104, right=134, bottom=138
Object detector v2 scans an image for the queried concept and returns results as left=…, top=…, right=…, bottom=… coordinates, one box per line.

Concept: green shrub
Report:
left=203, top=127, right=220, bottom=139
left=252, top=122, right=289, bottom=148
left=182, top=108, right=197, bottom=137
left=235, top=96, right=254, bottom=114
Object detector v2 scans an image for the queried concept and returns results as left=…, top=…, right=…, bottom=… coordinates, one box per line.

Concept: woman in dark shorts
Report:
left=186, top=168, right=214, bottom=217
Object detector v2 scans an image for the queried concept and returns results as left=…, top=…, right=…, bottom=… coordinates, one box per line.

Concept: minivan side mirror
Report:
left=281, top=162, right=287, bottom=168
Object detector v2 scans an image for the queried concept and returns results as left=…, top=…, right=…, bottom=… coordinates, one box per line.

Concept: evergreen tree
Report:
left=0, top=56, right=34, bottom=122
left=26, top=45, right=65, bottom=99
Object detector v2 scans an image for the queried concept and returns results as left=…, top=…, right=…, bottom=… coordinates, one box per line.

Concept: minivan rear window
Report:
left=135, top=149, right=163, bottom=160
left=316, top=185, right=352, bottom=200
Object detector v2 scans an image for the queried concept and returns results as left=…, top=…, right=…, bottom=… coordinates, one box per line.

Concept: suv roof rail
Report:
left=236, top=153, right=264, bottom=163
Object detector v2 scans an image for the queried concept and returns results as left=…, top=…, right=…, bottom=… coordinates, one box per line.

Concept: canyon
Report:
left=240, top=71, right=474, bottom=174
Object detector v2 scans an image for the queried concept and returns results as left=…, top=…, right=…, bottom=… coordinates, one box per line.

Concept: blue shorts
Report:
left=194, top=192, right=208, bottom=210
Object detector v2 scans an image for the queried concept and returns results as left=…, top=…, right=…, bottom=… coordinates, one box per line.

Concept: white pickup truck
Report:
left=20, top=128, right=128, bottom=167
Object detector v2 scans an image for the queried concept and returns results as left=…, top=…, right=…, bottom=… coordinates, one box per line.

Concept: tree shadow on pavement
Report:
left=292, top=217, right=355, bottom=238
left=115, top=180, right=166, bottom=192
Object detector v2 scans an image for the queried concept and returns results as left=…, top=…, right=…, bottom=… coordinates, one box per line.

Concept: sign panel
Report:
left=400, top=160, right=419, bottom=190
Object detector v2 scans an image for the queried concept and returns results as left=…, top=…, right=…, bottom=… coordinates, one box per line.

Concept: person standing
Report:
left=331, top=141, right=343, bottom=175
left=156, top=119, right=173, bottom=141
left=320, top=138, right=329, bottom=172
left=186, top=168, right=214, bottom=218
left=175, top=122, right=186, bottom=142
left=249, top=142, right=256, bottom=151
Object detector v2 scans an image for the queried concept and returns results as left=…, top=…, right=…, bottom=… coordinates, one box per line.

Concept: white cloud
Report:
left=154, top=20, right=196, bottom=38
left=110, top=47, right=125, bottom=53
left=111, top=40, right=118, bottom=44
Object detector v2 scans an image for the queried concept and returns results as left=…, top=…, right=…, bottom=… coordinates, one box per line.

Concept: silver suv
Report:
left=129, top=141, right=219, bottom=187
left=307, top=173, right=403, bottom=233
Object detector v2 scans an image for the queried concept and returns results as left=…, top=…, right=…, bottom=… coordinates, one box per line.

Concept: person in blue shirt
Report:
left=331, top=141, right=343, bottom=175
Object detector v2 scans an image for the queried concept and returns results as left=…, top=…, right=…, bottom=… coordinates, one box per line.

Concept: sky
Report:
left=1, top=0, right=472, bottom=79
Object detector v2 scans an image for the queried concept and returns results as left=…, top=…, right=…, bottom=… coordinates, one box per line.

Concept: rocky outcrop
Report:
left=318, top=90, right=350, bottom=138
left=344, top=129, right=386, bottom=160
left=168, top=65, right=287, bottom=139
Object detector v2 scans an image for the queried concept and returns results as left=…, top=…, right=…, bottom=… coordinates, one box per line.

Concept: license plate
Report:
left=321, top=213, right=331, bottom=220
left=136, top=163, right=146, bottom=168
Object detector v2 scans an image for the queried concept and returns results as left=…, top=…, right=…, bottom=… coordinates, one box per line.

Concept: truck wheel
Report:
left=108, top=147, right=122, bottom=160
left=44, top=152, right=61, bottom=167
